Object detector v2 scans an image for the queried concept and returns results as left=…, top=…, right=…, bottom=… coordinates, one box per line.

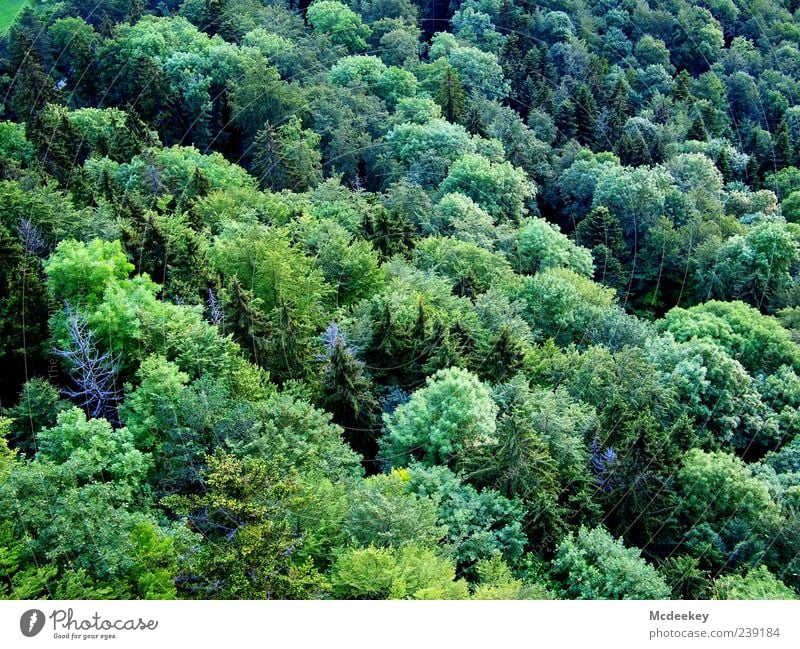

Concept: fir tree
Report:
left=606, top=78, right=631, bottom=141
left=574, top=84, right=598, bottom=145
left=686, top=113, right=708, bottom=141
left=320, top=323, right=381, bottom=461
left=773, top=120, right=792, bottom=170
left=673, top=70, right=692, bottom=101
left=436, top=65, right=467, bottom=125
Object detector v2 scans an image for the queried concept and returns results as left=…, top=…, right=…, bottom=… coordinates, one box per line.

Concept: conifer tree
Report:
left=574, top=84, right=598, bottom=145
left=686, top=114, right=708, bottom=141
left=436, top=65, right=467, bottom=125
left=320, top=323, right=381, bottom=460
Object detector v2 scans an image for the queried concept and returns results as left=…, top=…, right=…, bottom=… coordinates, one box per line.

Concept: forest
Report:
left=1, top=0, right=800, bottom=601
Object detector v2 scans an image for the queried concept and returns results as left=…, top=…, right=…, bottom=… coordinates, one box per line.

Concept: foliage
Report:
left=712, top=566, right=797, bottom=600
left=551, top=526, right=670, bottom=599
left=381, top=367, right=498, bottom=467
left=330, top=545, right=469, bottom=599
left=4, top=0, right=800, bottom=602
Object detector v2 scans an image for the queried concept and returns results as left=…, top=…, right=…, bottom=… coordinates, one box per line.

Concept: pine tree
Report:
left=465, top=103, right=487, bottom=136
left=576, top=206, right=629, bottom=289
left=251, top=122, right=283, bottom=189
left=716, top=147, right=733, bottom=183
left=483, top=327, right=526, bottom=383
left=436, top=65, right=467, bottom=125
left=223, top=276, right=270, bottom=366
left=686, top=113, right=708, bottom=141
left=321, top=323, right=380, bottom=460
left=555, top=99, right=577, bottom=142
left=501, top=35, right=526, bottom=114
left=252, top=117, right=322, bottom=191
left=773, top=120, right=792, bottom=170
left=673, top=70, right=692, bottom=102
left=574, top=84, right=598, bottom=145
left=362, top=204, right=413, bottom=260
left=606, top=78, right=631, bottom=141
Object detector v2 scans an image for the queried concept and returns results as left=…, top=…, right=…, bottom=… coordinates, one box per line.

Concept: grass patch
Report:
left=0, top=0, right=29, bottom=33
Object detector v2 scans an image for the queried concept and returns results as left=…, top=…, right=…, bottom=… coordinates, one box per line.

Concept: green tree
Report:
left=330, top=545, right=469, bottom=599
left=660, top=300, right=800, bottom=375
left=319, top=323, right=380, bottom=458
left=307, top=1, right=371, bottom=52
left=381, top=367, right=497, bottom=467
left=343, top=471, right=443, bottom=549
left=551, top=526, right=670, bottom=599
left=515, top=218, right=594, bottom=277
left=439, top=154, right=535, bottom=221
left=436, top=64, right=466, bottom=124
left=251, top=117, right=323, bottom=192
left=164, top=452, right=327, bottom=599
left=212, top=221, right=332, bottom=380
left=712, top=566, right=797, bottom=600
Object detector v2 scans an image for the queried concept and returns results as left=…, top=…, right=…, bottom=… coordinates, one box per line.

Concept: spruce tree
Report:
left=574, top=84, right=598, bottom=145
left=606, top=78, right=631, bottom=141
left=436, top=65, right=467, bottom=125
left=686, top=113, right=708, bottom=141
left=321, top=323, right=381, bottom=461
left=773, top=120, right=792, bottom=170
left=673, top=70, right=692, bottom=101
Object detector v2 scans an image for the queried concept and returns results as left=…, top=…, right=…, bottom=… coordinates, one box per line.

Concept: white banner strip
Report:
left=1, top=600, right=798, bottom=649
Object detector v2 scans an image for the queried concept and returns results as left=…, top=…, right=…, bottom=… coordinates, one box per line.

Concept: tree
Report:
left=575, top=206, right=629, bottom=289
left=307, top=1, right=371, bottom=52
left=228, top=49, right=302, bottom=145
left=436, top=65, right=466, bottom=124
left=252, top=117, right=323, bottom=192
left=615, top=117, right=666, bottom=167
left=431, top=193, right=497, bottom=248
left=412, top=236, right=514, bottom=297
left=163, top=452, right=327, bottom=599
left=591, top=164, right=675, bottom=243
left=460, top=376, right=597, bottom=544
left=0, top=407, right=182, bottom=598
left=343, top=471, right=443, bottom=549
left=517, top=267, right=616, bottom=345
left=45, top=239, right=133, bottom=309
left=211, top=221, right=332, bottom=381
left=672, top=6, right=724, bottom=74
left=405, top=464, right=526, bottom=570
left=660, top=300, right=800, bottom=375
left=551, top=526, right=670, bottom=599
left=712, top=566, right=797, bottom=600
left=573, top=84, right=597, bottom=145
left=4, top=379, right=70, bottom=456
left=222, top=390, right=363, bottom=482
left=674, top=449, right=782, bottom=569
left=381, top=367, right=497, bottom=467
left=429, top=34, right=510, bottom=100
left=515, top=218, right=593, bottom=277
left=118, top=355, right=189, bottom=451
left=319, top=323, right=381, bottom=458
left=54, top=306, right=122, bottom=422
left=301, top=219, right=384, bottom=307
left=439, top=154, right=535, bottom=221
left=330, top=545, right=469, bottom=599
left=37, top=408, right=149, bottom=490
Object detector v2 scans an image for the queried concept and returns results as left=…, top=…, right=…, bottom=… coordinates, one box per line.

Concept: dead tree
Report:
left=54, top=304, right=121, bottom=423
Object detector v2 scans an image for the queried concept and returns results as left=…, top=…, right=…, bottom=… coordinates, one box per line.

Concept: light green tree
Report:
left=382, top=366, right=498, bottom=466
left=552, top=526, right=670, bottom=599
left=307, top=1, right=371, bottom=51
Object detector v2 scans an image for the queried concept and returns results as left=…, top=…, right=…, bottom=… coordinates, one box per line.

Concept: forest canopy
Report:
left=2, top=0, right=800, bottom=601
